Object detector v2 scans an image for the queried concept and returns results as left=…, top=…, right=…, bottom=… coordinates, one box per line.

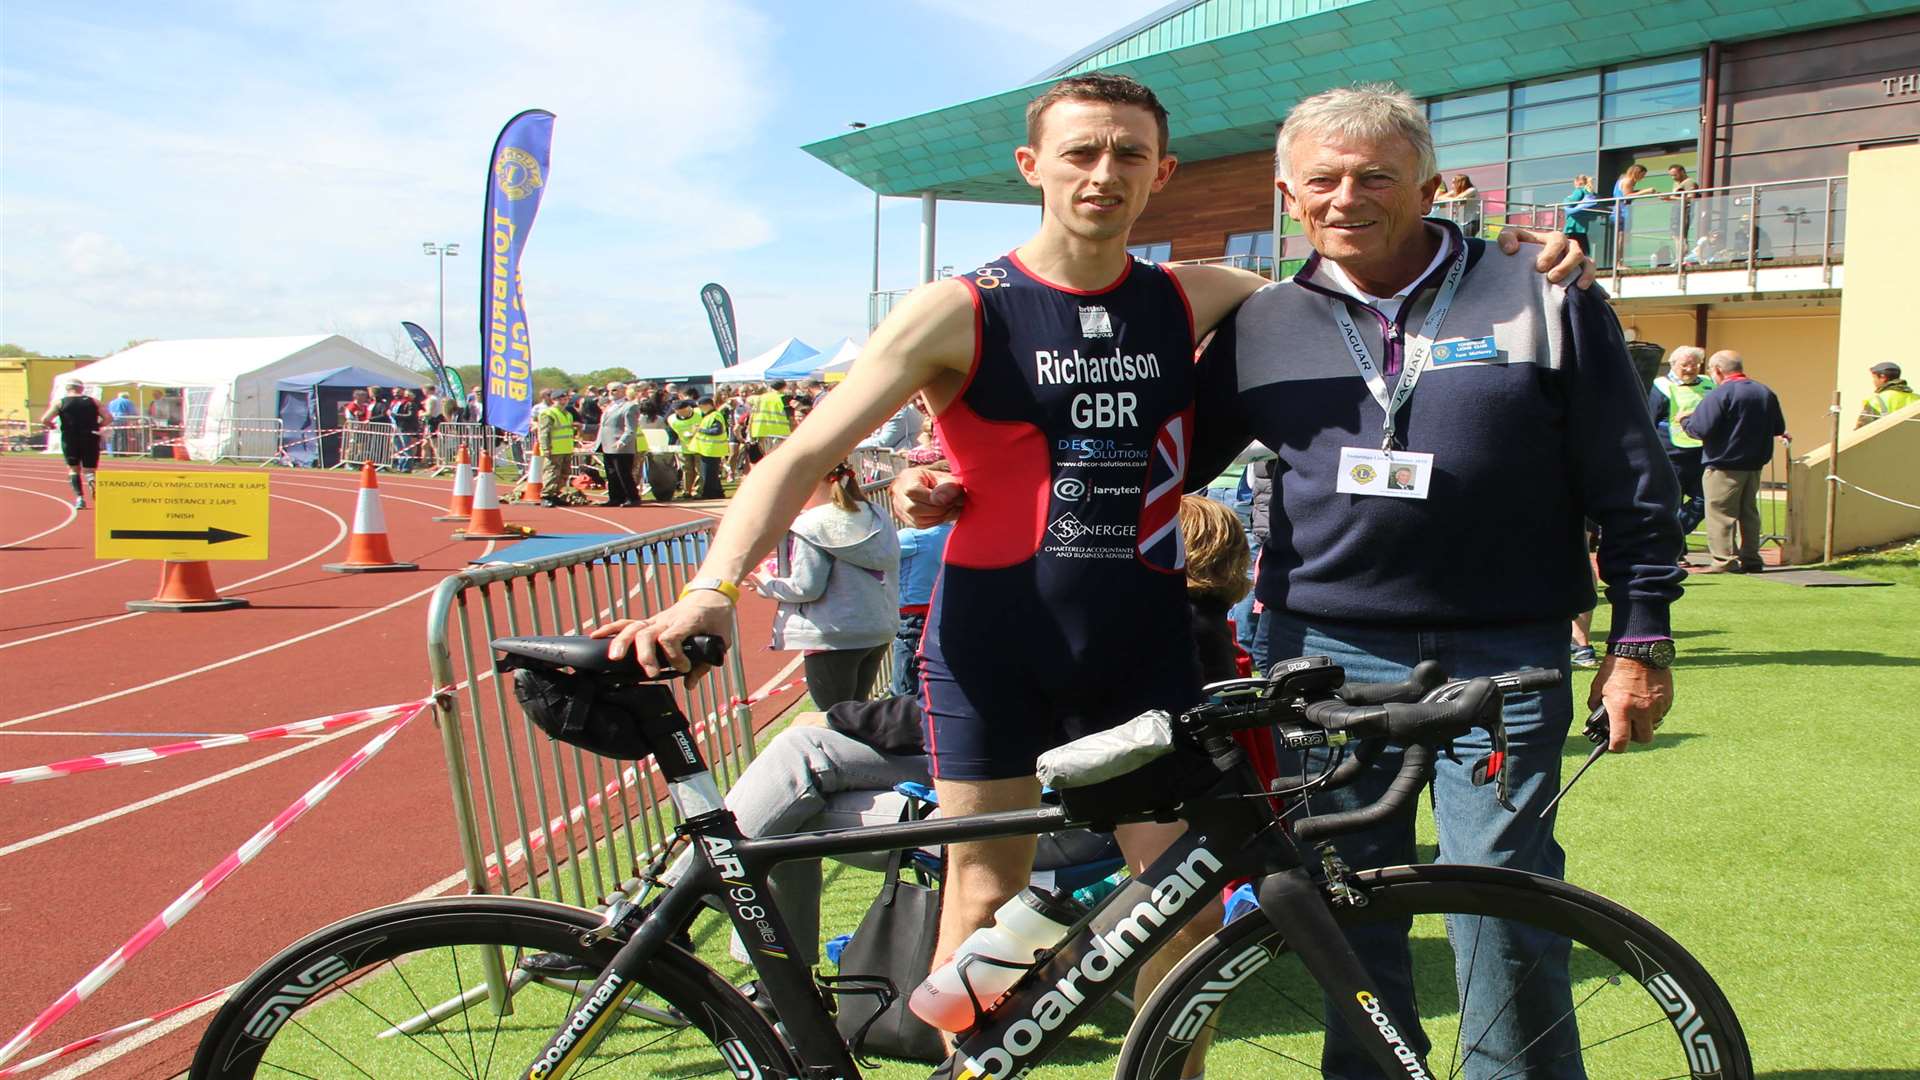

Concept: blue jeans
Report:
left=1260, top=611, right=1581, bottom=1080
left=890, top=612, right=928, bottom=699
left=1232, top=537, right=1265, bottom=669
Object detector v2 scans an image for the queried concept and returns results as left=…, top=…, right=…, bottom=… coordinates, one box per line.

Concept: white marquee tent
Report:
left=711, top=337, right=817, bottom=386
left=66, top=335, right=424, bottom=460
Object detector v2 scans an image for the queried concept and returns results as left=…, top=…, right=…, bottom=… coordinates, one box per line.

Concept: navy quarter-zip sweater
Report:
left=1189, top=222, right=1685, bottom=641
left=1681, top=374, right=1786, bottom=470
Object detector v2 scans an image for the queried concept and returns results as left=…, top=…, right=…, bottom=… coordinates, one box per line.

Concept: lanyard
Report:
left=1328, top=239, right=1468, bottom=450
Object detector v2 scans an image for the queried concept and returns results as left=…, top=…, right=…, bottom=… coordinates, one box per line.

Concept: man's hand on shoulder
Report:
left=1588, top=655, right=1673, bottom=752
left=892, top=466, right=964, bottom=528
left=1497, top=228, right=1596, bottom=289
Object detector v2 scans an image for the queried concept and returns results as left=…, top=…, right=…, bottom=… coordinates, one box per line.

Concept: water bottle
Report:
left=908, top=887, right=1081, bottom=1032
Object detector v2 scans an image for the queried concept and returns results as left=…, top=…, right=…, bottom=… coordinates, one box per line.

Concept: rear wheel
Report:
left=1116, top=864, right=1749, bottom=1080
left=190, top=895, right=795, bottom=1079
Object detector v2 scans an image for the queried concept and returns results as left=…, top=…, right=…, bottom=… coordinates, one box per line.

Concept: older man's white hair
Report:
left=1275, top=83, right=1438, bottom=184
left=1668, top=346, right=1707, bottom=368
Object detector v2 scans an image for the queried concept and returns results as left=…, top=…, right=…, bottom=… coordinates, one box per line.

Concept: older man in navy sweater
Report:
left=1683, top=350, right=1787, bottom=573
left=1192, top=85, right=1683, bottom=1078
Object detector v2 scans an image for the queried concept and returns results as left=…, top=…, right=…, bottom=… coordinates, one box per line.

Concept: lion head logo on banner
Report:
left=495, top=147, right=545, bottom=200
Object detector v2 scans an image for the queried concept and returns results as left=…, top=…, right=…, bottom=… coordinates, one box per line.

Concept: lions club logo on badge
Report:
left=1349, top=463, right=1376, bottom=484
left=1432, top=344, right=1451, bottom=361
left=495, top=147, right=545, bottom=200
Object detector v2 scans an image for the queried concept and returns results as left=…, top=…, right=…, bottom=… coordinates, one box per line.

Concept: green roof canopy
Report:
left=803, top=0, right=1917, bottom=203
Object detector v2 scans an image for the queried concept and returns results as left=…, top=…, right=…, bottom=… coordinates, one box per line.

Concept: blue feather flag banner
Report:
left=480, top=109, right=555, bottom=435
left=401, top=321, right=452, bottom=397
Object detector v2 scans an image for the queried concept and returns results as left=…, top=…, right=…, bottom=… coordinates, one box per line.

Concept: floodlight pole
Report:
left=423, top=242, right=461, bottom=362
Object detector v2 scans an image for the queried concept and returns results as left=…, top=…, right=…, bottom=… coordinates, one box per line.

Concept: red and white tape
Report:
left=0, top=698, right=434, bottom=1069
left=0, top=699, right=430, bottom=786
left=0, top=987, right=230, bottom=1077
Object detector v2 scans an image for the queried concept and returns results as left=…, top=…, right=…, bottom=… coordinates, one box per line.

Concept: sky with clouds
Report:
left=0, top=0, right=1173, bottom=376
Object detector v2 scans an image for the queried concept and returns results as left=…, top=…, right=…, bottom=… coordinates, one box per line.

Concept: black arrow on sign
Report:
left=109, top=527, right=250, bottom=545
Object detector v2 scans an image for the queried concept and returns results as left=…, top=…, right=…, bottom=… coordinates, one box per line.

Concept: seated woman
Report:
left=653, top=494, right=1254, bottom=971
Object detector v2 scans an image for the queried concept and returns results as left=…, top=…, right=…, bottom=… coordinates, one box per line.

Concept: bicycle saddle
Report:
left=492, top=634, right=727, bottom=677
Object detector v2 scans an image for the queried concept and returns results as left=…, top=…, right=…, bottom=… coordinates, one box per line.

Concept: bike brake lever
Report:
left=1538, top=705, right=1611, bottom=819
left=1469, top=718, right=1516, bottom=812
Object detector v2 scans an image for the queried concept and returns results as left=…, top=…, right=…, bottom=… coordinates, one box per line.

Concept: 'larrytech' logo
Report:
left=496, top=147, right=545, bottom=200
left=1053, top=476, right=1087, bottom=501
left=1048, top=512, right=1089, bottom=545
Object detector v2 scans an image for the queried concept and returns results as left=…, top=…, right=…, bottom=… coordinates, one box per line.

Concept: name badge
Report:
left=1336, top=446, right=1434, bottom=500
left=1431, top=336, right=1499, bottom=364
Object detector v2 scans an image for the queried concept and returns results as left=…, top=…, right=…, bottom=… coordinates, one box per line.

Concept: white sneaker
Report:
left=74, top=496, right=86, bottom=509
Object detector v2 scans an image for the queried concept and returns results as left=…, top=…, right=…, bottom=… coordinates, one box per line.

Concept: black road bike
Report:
left=191, top=637, right=1749, bottom=1079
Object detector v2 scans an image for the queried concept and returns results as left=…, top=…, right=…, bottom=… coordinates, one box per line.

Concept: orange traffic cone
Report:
left=520, top=454, right=545, bottom=503
left=171, top=438, right=189, bottom=461
left=435, top=445, right=475, bottom=522
left=453, top=453, right=527, bottom=540
left=325, top=463, right=418, bottom=573
left=126, top=561, right=249, bottom=612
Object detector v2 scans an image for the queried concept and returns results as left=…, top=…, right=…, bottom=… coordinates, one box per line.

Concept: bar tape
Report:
left=0, top=698, right=435, bottom=1068
left=0, top=698, right=434, bottom=785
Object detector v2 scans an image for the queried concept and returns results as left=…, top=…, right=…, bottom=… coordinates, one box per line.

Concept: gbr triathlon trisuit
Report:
left=918, top=252, right=1202, bottom=781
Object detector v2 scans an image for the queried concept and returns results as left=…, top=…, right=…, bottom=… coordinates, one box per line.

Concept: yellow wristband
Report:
left=680, top=579, right=741, bottom=605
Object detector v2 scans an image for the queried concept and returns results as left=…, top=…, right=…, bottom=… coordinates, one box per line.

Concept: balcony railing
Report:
left=865, top=175, right=1845, bottom=326
left=1492, top=176, right=1847, bottom=289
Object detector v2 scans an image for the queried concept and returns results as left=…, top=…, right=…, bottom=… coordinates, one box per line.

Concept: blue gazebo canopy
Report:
left=277, top=365, right=419, bottom=390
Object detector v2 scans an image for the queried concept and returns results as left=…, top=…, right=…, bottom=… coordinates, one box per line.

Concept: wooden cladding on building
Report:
left=1127, top=150, right=1277, bottom=261
left=1715, top=13, right=1920, bottom=185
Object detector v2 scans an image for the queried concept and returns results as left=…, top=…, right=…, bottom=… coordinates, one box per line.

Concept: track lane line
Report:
left=0, top=486, right=79, bottom=550
left=0, top=492, right=348, bottom=652
left=0, top=560, right=132, bottom=596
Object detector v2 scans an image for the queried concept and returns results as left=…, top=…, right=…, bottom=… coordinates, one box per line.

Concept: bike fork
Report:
left=1258, top=867, right=1436, bottom=1079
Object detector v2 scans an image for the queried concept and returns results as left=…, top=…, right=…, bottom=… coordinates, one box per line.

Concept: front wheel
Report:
left=1116, top=864, right=1749, bottom=1080
left=190, top=895, right=796, bottom=1079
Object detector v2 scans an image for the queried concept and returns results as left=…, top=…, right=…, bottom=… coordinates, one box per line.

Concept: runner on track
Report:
left=41, top=379, right=107, bottom=509
left=594, top=73, right=1589, bottom=1024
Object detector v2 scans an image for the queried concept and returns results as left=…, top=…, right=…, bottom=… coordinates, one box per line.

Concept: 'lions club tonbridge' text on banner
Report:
left=480, top=109, right=555, bottom=436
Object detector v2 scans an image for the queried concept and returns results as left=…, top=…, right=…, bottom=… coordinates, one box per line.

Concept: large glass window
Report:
left=1224, top=231, right=1274, bottom=259
left=1430, top=111, right=1506, bottom=144
left=1511, top=126, right=1597, bottom=159
left=1512, top=98, right=1596, bottom=132
left=1512, top=72, right=1600, bottom=106
left=1604, top=55, right=1700, bottom=92
left=1127, top=241, right=1171, bottom=262
left=1429, top=87, right=1506, bottom=120
left=1437, top=138, right=1507, bottom=170
left=1602, top=114, right=1700, bottom=148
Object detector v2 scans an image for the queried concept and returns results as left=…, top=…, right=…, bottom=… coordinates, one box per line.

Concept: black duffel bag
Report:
left=832, top=831, right=946, bottom=1061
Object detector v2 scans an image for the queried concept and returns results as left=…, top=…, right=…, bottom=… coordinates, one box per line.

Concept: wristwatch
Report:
left=1608, top=639, right=1675, bottom=668
left=679, top=577, right=741, bottom=605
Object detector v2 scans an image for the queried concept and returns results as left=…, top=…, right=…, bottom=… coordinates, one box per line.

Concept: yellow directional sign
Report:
left=95, top=471, right=270, bottom=560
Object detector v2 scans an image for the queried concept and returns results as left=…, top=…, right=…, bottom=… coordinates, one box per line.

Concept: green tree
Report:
left=532, top=366, right=577, bottom=392
left=582, top=366, right=639, bottom=386
left=454, top=365, right=482, bottom=394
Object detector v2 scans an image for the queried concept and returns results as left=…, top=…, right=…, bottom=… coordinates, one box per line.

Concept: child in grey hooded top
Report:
left=750, top=462, right=900, bottom=708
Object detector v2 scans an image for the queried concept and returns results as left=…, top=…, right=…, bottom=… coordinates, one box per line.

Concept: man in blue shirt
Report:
left=1682, top=350, right=1786, bottom=574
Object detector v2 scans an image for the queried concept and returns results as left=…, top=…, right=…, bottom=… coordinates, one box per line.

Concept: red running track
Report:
left=0, top=457, right=800, bottom=1079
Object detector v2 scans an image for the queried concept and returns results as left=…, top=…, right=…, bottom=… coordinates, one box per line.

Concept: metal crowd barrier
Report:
left=0, top=417, right=32, bottom=452
left=104, top=417, right=155, bottom=456
left=340, top=419, right=397, bottom=469
left=851, top=446, right=911, bottom=484
left=214, top=418, right=286, bottom=463
left=432, top=422, right=492, bottom=471
left=425, top=519, right=758, bottom=911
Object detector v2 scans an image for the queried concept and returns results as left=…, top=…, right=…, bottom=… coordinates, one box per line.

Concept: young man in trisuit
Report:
left=41, top=379, right=107, bottom=508
left=596, top=74, right=1586, bottom=1033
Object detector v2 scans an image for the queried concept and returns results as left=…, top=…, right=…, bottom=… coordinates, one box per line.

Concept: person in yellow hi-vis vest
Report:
left=1648, top=346, right=1715, bottom=535
left=537, top=390, right=576, bottom=505
left=747, top=380, right=793, bottom=460
left=688, top=396, right=732, bottom=499
left=667, top=398, right=701, bottom=497
left=1857, top=362, right=1918, bottom=428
